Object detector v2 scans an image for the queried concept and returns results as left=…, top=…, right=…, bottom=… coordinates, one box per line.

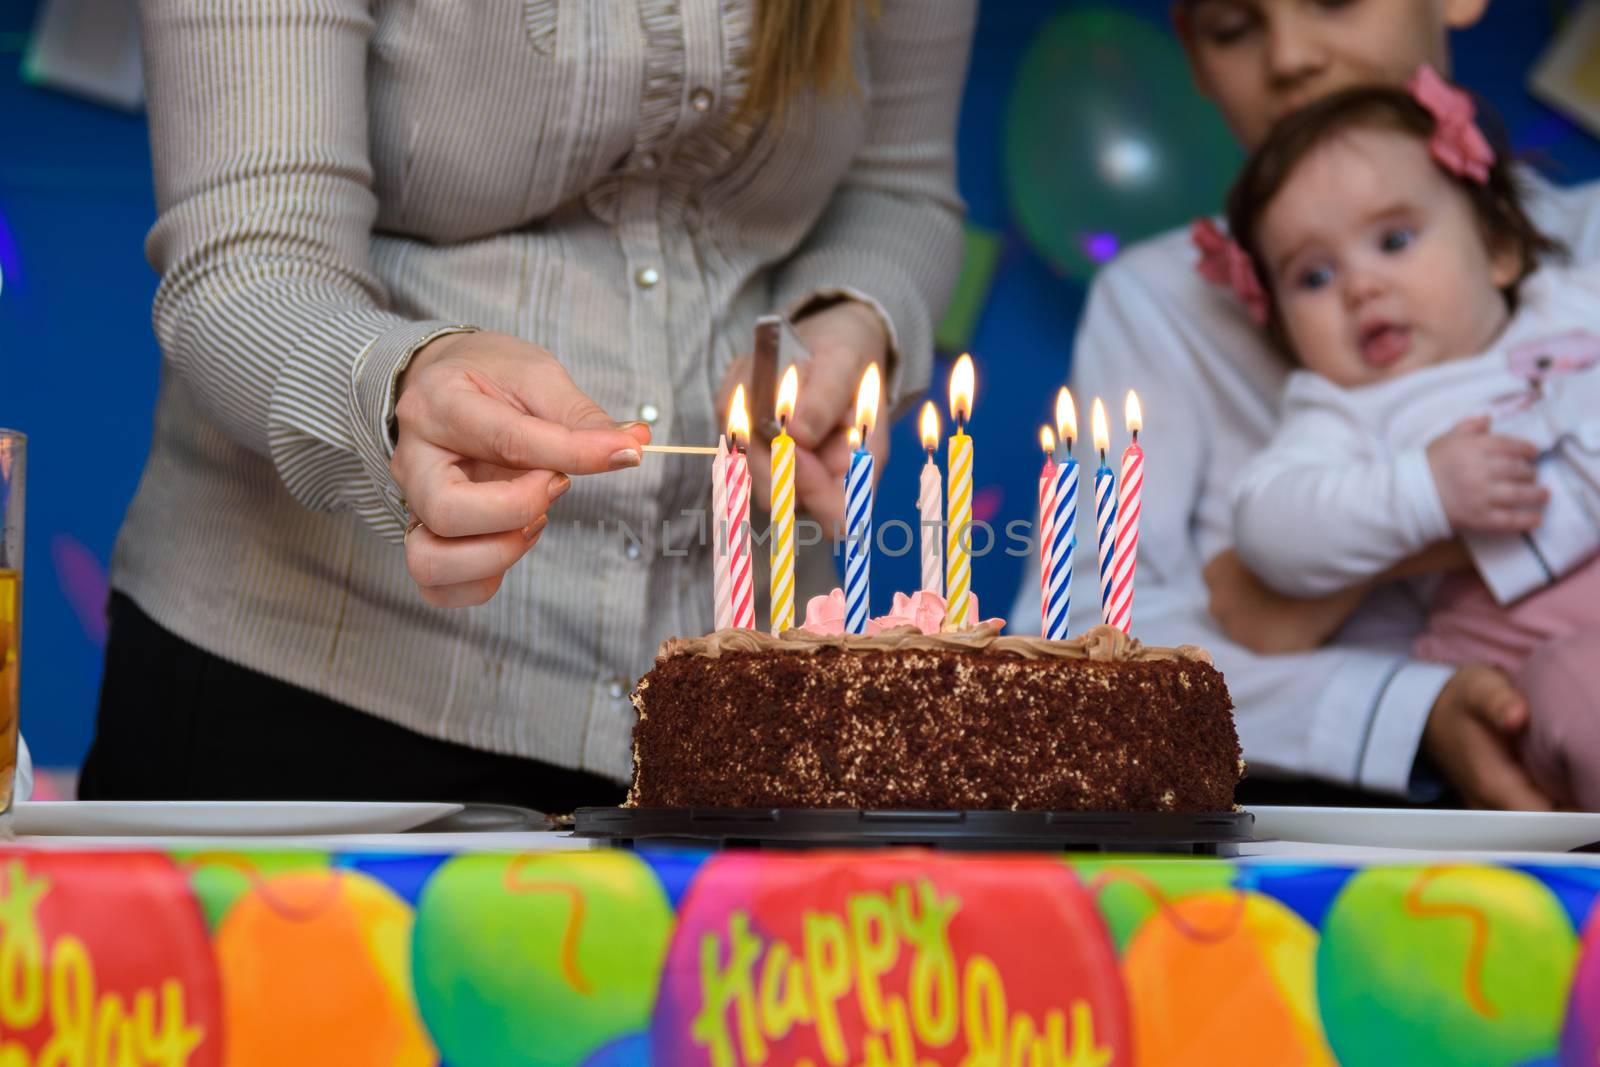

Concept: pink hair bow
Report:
left=1191, top=218, right=1268, bottom=324
left=1408, top=64, right=1494, bottom=184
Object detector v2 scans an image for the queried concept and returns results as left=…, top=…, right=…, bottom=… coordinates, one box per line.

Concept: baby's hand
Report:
left=1426, top=416, right=1548, bottom=534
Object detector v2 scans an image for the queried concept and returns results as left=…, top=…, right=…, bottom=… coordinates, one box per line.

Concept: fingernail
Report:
left=522, top=514, right=549, bottom=543
left=608, top=448, right=641, bottom=471
left=548, top=473, right=572, bottom=501
left=615, top=421, right=651, bottom=433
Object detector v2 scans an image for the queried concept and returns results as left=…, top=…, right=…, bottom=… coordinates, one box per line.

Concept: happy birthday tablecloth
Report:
left=0, top=842, right=1593, bottom=1066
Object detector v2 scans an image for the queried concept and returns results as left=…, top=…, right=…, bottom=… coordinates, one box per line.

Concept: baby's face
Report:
left=1257, top=126, right=1518, bottom=388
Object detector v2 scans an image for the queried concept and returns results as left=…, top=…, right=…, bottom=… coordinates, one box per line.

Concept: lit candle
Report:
left=727, top=385, right=755, bottom=630
left=1107, top=391, right=1143, bottom=634
left=945, top=354, right=976, bottom=628
left=1038, top=424, right=1057, bottom=637
left=712, top=435, right=731, bottom=630
left=844, top=364, right=880, bottom=635
left=918, top=401, right=942, bottom=596
left=769, top=366, right=799, bottom=634
left=1091, top=397, right=1117, bottom=627
left=1045, top=388, right=1078, bottom=641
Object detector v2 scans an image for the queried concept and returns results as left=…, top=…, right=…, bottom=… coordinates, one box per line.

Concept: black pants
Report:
left=78, top=593, right=626, bottom=812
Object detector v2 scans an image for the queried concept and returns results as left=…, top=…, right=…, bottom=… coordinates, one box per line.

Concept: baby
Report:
left=1207, top=68, right=1600, bottom=808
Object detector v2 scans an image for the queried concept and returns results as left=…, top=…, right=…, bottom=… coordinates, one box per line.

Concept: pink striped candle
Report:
left=711, top=435, right=732, bottom=630
left=1107, top=391, right=1143, bottom=634
left=727, top=386, right=755, bottom=630
left=1038, top=425, right=1057, bottom=636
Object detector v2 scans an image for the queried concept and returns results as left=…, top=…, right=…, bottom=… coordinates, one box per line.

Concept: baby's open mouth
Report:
left=1359, top=322, right=1411, bottom=368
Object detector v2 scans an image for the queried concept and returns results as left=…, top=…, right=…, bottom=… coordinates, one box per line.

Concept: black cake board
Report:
left=572, top=807, right=1254, bottom=855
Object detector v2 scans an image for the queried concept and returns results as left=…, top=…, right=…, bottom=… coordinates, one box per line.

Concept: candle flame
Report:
left=1091, top=397, right=1110, bottom=454
left=848, top=426, right=862, bottom=450
left=949, top=353, right=975, bottom=424
left=1056, top=387, right=1077, bottom=446
left=919, top=400, right=940, bottom=451
left=855, top=363, right=881, bottom=434
left=1040, top=425, right=1056, bottom=454
left=776, top=365, right=799, bottom=424
left=728, top=383, right=750, bottom=448
left=1125, top=390, right=1143, bottom=434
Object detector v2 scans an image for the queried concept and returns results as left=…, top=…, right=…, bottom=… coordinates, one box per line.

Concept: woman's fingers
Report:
left=406, top=518, right=547, bottom=598
left=430, top=390, right=644, bottom=474
left=417, top=573, right=509, bottom=609
left=393, top=447, right=574, bottom=537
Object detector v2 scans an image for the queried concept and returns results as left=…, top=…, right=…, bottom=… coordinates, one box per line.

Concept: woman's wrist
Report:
left=398, top=328, right=480, bottom=398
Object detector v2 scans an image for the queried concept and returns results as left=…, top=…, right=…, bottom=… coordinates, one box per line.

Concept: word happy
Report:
left=692, top=879, right=1111, bottom=1067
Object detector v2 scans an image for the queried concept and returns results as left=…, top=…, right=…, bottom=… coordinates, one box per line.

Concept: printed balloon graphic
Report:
left=1561, top=895, right=1600, bottom=1064
left=1319, top=865, right=1575, bottom=1066
left=654, top=851, right=1131, bottom=1066
left=1121, top=889, right=1335, bottom=1066
left=0, top=853, right=223, bottom=1063
left=1069, top=857, right=1235, bottom=953
left=181, top=849, right=333, bottom=930
left=212, top=865, right=434, bottom=1067
left=413, top=851, right=674, bottom=1066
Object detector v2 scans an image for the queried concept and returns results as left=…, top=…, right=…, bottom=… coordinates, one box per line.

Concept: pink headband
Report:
left=1193, top=65, right=1495, bottom=321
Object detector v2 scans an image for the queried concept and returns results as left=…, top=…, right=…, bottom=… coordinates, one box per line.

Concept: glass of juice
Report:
left=0, top=430, right=22, bottom=822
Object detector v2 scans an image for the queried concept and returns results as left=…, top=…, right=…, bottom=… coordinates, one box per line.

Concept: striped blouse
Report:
left=117, top=0, right=972, bottom=780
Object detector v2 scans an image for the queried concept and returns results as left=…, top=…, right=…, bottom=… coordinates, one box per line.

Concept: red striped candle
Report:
left=1106, top=390, right=1143, bottom=633
left=727, top=386, right=755, bottom=630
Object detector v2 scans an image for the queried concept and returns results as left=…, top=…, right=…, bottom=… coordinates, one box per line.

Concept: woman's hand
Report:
left=391, top=330, right=650, bottom=607
left=722, top=301, right=891, bottom=532
left=1422, top=663, right=1552, bottom=810
left=1204, top=549, right=1372, bottom=655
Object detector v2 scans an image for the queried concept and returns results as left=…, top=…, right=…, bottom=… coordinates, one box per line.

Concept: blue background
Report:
left=3, top=1, right=1597, bottom=769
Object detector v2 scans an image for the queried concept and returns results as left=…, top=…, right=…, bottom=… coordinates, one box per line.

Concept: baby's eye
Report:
left=1297, top=264, right=1334, bottom=291
left=1380, top=227, right=1415, bottom=253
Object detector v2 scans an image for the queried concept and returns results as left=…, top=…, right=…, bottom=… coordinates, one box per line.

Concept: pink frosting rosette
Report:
left=799, top=588, right=1004, bottom=636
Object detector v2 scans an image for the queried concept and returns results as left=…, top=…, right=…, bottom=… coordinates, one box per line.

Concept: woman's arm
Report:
left=141, top=1, right=476, bottom=537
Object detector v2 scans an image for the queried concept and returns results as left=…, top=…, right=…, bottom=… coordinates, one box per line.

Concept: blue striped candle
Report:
left=845, top=430, right=873, bottom=635
left=1046, top=455, right=1077, bottom=641
left=844, top=364, right=881, bottom=636
left=1091, top=397, right=1117, bottom=627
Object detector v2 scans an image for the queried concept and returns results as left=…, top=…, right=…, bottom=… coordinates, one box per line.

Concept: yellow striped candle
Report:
left=769, top=366, right=799, bottom=634
left=944, top=354, right=976, bottom=628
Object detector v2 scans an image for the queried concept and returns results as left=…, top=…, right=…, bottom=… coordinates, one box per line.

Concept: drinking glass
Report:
left=0, top=430, right=24, bottom=819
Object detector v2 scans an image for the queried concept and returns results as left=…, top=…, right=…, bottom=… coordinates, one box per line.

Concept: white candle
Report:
left=918, top=401, right=942, bottom=596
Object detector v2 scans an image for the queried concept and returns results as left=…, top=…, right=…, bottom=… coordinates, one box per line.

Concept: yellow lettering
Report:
left=757, top=942, right=812, bottom=1043
left=133, top=981, right=204, bottom=1067
left=802, top=911, right=852, bottom=1067
left=0, top=863, right=49, bottom=1030
left=959, top=955, right=1006, bottom=1067
left=1052, top=1001, right=1110, bottom=1067
left=896, top=882, right=959, bottom=1049
left=692, top=912, right=765, bottom=1067
left=848, top=892, right=898, bottom=1033
left=94, top=992, right=131, bottom=1067
left=39, top=934, right=93, bottom=1067
left=1007, top=1014, right=1047, bottom=1067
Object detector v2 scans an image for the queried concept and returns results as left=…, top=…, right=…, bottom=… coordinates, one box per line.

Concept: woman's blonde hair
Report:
left=741, top=0, right=881, bottom=124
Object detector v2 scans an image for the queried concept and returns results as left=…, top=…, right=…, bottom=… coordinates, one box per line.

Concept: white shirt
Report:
left=1235, top=265, right=1600, bottom=606
left=1009, top=171, right=1600, bottom=796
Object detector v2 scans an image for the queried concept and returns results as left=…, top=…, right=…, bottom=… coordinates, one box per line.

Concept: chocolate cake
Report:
left=626, top=623, right=1242, bottom=812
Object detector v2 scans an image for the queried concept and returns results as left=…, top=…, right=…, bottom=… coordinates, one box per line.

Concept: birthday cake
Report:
left=625, top=591, right=1242, bottom=812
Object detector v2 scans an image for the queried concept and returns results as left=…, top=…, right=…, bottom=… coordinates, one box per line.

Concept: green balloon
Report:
left=1317, top=866, right=1575, bottom=1066
left=413, top=852, right=674, bottom=1066
left=1005, top=6, right=1240, bottom=279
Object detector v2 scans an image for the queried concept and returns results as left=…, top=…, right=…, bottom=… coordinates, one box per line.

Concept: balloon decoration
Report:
left=1318, top=866, right=1575, bottom=1066
left=1004, top=6, right=1240, bottom=281
left=411, top=851, right=674, bottom=1067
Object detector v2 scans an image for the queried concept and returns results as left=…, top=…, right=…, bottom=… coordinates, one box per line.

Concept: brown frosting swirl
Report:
left=656, top=622, right=1212, bottom=665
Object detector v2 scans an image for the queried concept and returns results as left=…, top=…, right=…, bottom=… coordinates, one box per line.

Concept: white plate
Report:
left=1250, top=805, right=1600, bottom=853
left=14, top=800, right=464, bottom=837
